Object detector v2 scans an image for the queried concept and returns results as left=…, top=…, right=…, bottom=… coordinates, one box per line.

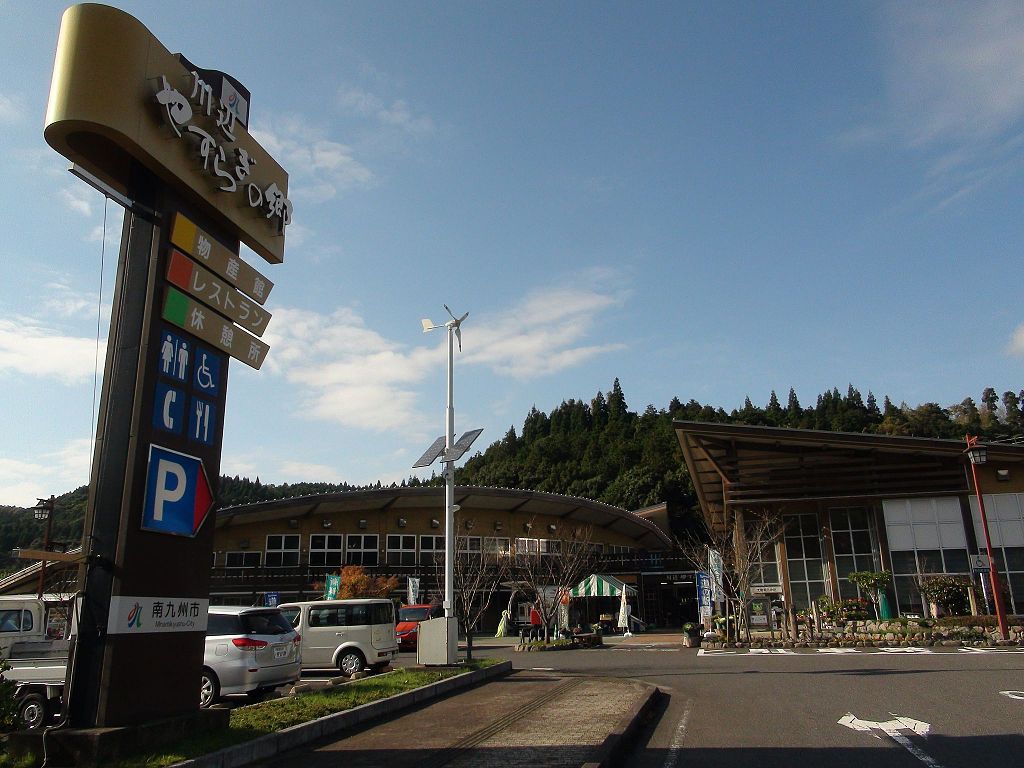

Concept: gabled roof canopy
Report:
left=674, top=421, right=1024, bottom=534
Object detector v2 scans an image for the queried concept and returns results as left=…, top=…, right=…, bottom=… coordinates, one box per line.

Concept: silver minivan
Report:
left=201, top=606, right=301, bottom=707
left=279, top=599, right=398, bottom=675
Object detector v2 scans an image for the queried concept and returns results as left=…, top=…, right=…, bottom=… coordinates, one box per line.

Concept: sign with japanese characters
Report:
left=44, top=4, right=290, bottom=263
left=167, top=249, right=271, bottom=336
left=163, top=286, right=270, bottom=369
left=106, top=596, right=210, bottom=634
left=170, top=212, right=274, bottom=304
left=696, top=571, right=713, bottom=621
left=44, top=3, right=287, bottom=728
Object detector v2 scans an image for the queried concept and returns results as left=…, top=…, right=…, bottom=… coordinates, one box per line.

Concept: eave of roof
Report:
left=215, top=485, right=673, bottom=550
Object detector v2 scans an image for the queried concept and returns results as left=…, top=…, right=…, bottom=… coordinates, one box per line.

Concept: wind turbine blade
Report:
left=443, top=304, right=457, bottom=321
left=455, top=325, right=462, bottom=352
left=457, top=312, right=469, bottom=324
left=421, top=319, right=435, bottom=332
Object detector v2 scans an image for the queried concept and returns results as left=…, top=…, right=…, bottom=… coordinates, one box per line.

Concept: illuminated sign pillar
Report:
left=44, top=4, right=289, bottom=728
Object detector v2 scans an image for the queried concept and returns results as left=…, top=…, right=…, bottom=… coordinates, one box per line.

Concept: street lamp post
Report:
left=29, top=495, right=56, bottom=600
left=417, top=307, right=482, bottom=664
left=964, top=435, right=1009, bottom=641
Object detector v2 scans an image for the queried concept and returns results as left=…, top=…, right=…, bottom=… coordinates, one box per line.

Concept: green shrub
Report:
left=0, top=659, right=18, bottom=731
left=917, top=576, right=970, bottom=616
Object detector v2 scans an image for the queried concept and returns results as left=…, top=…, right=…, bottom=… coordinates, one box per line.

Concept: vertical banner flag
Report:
left=708, top=549, right=724, bottom=607
left=697, top=571, right=713, bottom=622
left=324, top=574, right=340, bottom=600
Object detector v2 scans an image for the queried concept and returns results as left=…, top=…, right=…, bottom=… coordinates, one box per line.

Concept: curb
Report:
left=171, top=660, right=512, bottom=768
left=582, top=681, right=662, bottom=768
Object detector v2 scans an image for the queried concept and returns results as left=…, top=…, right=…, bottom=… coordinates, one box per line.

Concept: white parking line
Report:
left=661, top=698, right=692, bottom=768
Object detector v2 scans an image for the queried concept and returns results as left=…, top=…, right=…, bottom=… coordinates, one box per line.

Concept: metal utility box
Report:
left=416, top=617, right=459, bottom=665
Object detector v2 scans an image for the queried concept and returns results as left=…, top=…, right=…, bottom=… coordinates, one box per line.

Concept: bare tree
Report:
left=451, top=527, right=512, bottom=660
left=678, top=509, right=784, bottom=643
left=515, top=521, right=596, bottom=643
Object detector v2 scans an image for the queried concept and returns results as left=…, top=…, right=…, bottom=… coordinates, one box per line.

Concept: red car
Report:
left=395, top=604, right=443, bottom=650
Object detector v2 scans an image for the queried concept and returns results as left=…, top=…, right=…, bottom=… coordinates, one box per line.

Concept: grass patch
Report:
left=113, top=660, right=498, bottom=768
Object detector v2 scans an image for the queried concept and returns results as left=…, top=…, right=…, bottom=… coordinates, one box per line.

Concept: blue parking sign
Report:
left=142, top=444, right=214, bottom=537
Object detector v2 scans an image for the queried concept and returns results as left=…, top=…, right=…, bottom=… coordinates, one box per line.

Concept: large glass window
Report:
left=830, top=507, right=881, bottom=599
left=420, top=535, right=445, bottom=565
left=386, top=534, right=416, bottom=566
left=309, top=534, right=343, bottom=568
left=265, top=534, right=300, bottom=568
left=970, top=493, right=1024, bottom=613
left=884, top=498, right=969, bottom=615
left=225, top=551, right=260, bottom=568
left=484, top=537, right=510, bottom=556
left=345, top=534, right=378, bottom=566
left=784, top=513, right=827, bottom=609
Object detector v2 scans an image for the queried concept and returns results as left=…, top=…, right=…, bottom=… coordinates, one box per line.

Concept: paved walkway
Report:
left=250, top=670, right=653, bottom=768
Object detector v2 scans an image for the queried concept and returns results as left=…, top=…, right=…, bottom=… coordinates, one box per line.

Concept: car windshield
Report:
left=240, top=611, right=294, bottom=636
left=399, top=607, right=430, bottom=622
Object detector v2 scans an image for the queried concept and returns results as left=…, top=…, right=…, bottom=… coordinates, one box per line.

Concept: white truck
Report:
left=1, top=595, right=73, bottom=729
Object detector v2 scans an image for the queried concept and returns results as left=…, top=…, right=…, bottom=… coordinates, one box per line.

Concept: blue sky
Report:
left=1, top=1, right=1022, bottom=505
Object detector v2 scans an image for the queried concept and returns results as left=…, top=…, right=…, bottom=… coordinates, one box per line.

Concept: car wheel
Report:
left=199, top=668, right=220, bottom=709
left=337, top=649, right=365, bottom=676
left=17, top=692, right=48, bottom=730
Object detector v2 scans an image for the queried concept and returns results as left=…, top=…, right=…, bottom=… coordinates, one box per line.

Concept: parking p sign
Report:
left=142, top=444, right=214, bottom=537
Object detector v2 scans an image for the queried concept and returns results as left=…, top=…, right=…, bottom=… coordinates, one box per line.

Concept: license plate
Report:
left=273, top=645, right=288, bottom=659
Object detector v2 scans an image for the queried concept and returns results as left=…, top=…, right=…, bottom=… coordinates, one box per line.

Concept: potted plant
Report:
left=682, top=622, right=699, bottom=647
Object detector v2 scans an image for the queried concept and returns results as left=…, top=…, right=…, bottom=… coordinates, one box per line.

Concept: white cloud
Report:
left=882, top=1, right=1024, bottom=146
left=463, top=284, right=628, bottom=379
left=42, top=281, right=95, bottom=318
left=263, top=306, right=435, bottom=432
left=0, top=438, right=92, bottom=506
left=0, top=93, right=24, bottom=125
left=250, top=114, right=373, bottom=204
left=85, top=213, right=124, bottom=249
left=262, top=279, right=625, bottom=432
left=338, top=87, right=435, bottom=135
left=849, top=1, right=1024, bottom=206
left=1007, top=324, right=1024, bottom=356
left=0, top=318, right=104, bottom=384
left=278, top=460, right=342, bottom=482
left=59, top=186, right=92, bottom=217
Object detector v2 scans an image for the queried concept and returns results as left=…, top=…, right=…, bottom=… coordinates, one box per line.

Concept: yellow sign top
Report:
left=44, top=4, right=289, bottom=264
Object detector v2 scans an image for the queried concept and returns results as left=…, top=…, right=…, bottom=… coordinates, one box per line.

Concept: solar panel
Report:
left=412, top=436, right=446, bottom=468
left=444, top=428, right=484, bottom=462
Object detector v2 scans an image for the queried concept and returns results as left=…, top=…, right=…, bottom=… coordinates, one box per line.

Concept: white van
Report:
left=279, top=599, right=398, bottom=675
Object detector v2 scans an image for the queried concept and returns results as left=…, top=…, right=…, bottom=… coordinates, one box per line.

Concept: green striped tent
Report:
left=570, top=574, right=636, bottom=598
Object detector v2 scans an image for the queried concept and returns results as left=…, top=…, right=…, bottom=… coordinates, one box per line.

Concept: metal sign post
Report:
left=43, top=4, right=289, bottom=728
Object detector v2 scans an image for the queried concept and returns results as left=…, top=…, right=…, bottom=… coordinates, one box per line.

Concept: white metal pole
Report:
left=444, top=323, right=455, bottom=621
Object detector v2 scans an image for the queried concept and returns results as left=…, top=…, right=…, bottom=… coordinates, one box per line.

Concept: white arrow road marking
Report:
left=697, top=648, right=737, bottom=656
left=959, top=646, right=1024, bottom=654
left=661, top=698, right=692, bottom=768
left=839, top=713, right=942, bottom=768
left=816, top=647, right=861, bottom=654
left=1001, top=690, right=1024, bottom=700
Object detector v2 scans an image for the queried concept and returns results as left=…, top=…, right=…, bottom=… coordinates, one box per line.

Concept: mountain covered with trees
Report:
left=2, top=381, right=1021, bottom=574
